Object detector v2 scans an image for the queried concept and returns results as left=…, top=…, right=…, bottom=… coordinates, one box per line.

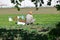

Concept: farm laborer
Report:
left=26, top=11, right=35, bottom=25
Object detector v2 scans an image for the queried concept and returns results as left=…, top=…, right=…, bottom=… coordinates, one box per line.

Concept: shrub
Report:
left=55, top=5, right=60, bottom=11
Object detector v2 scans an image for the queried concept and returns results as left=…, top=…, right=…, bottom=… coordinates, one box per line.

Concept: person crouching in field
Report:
left=26, top=11, right=35, bottom=25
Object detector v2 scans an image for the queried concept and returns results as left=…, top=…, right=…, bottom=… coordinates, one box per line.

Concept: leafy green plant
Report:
left=11, top=0, right=24, bottom=11
left=31, top=0, right=44, bottom=10
left=55, top=5, right=60, bottom=11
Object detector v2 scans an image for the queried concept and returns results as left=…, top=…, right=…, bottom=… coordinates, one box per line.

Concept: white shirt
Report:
left=26, top=14, right=33, bottom=24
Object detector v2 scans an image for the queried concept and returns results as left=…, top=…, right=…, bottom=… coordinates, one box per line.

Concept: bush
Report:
left=55, top=5, right=60, bottom=11
left=48, top=22, right=60, bottom=40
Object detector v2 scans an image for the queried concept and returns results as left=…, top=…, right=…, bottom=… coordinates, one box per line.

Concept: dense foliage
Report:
left=55, top=5, right=60, bottom=11
left=49, top=22, right=60, bottom=40
left=11, top=0, right=60, bottom=11
left=11, top=0, right=52, bottom=10
left=31, top=0, right=44, bottom=10
left=0, top=22, right=60, bottom=40
left=11, top=0, right=24, bottom=11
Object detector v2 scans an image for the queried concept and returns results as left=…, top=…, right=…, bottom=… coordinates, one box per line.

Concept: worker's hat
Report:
left=28, top=11, right=32, bottom=15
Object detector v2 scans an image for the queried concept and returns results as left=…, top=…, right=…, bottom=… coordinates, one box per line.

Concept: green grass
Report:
left=0, top=14, right=60, bottom=37
left=0, top=14, right=25, bottom=26
left=34, top=14, right=60, bottom=24
left=0, top=14, right=60, bottom=26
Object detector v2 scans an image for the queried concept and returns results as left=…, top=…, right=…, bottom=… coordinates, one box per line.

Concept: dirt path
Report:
left=0, top=7, right=60, bottom=14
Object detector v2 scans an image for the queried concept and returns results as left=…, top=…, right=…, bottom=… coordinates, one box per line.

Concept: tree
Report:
left=11, top=0, right=24, bottom=11
left=55, top=0, right=60, bottom=11
left=11, top=0, right=60, bottom=11
left=31, top=0, right=60, bottom=11
left=47, top=0, right=52, bottom=6
left=11, top=0, right=45, bottom=10
left=55, top=5, right=60, bottom=11
left=31, top=0, right=44, bottom=10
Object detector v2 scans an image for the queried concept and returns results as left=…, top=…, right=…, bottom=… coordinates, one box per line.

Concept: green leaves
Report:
left=31, top=0, right=44, bottom=10
left=11, top=0, right=23, bottom=4
left=47, top=2, right=51, bottom=6
left=11, top=0, right=15, bottom=4
left=31, top=0, right=39, bottom=10
left=31, top=0, right=35, bottom=2
left=55, top=5, right=60, bottom=11
left=15, top=4, right=20, bottom=11
left=19, top=0, right=24, bottom=2
left=41, top=0, right=44, bottom=4
left=11, top=0, right=24, bottom=11
left=47, top=0, right=52, bottom=6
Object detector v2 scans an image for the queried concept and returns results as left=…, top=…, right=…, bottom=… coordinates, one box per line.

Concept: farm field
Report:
left=0, top=14, right=60, bottom=40
left=0, top=14, right=60, bottom=26
left=0, top=8, right=60, bottom=40
left=0, top=14, right=60, bottom=34
left=0, top=7, right=60, bottom=31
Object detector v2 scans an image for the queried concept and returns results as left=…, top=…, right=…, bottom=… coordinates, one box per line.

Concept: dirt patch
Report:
left=0, top=7, right=60, bottom=14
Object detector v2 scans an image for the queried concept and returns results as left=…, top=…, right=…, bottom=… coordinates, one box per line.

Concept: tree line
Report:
left=11, top=0, right=60, bottom=11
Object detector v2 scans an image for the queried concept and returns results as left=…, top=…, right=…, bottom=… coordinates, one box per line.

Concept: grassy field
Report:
left=0, top=8, right=60, bottom=32
left=0, top=8, right=60, bottom=40
left=0, top=14, right=60, bottom=26
left=0, top=14, right=60, bottom=34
